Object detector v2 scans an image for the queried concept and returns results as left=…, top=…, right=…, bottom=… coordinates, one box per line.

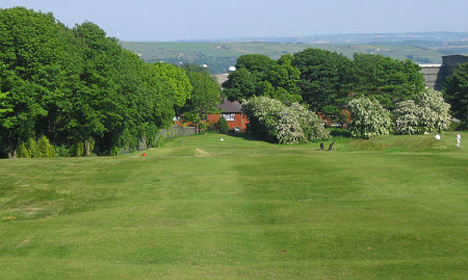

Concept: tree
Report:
left=242, top=96, right=329, bottom=144
left=443, top=62, right=468, bottom=122
left=0, top=8, right=181, bottom=157
left=152, top=62, right=192, bottom=112
left=352, top=54, right=425, bottom=110
left=348, top=97, right=393, bottom=139
left=0, top=7, right=80, bottom=156
left=216, top=117, right=229, bottom=134
left=393, top=100, right=421, bottom=135
left=222, top=54, right=302, bottom=103
left=292, top=48, right=353, bottom=119
left=417, top=89, right=451, bottom=133
left=181, top=64, right=221, bottom=132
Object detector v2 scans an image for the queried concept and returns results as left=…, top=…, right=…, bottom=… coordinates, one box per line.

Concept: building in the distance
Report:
left=420, top=55, right=468, bottom=90
left=207, top=99, right=249, bottom=132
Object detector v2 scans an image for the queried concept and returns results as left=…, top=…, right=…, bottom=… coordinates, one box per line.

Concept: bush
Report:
left=55, top=145, right=70, bottom=157
left=109, top=146, right=120, bottom=156
left=16, top=141, right=31, bottom=158
left=71, top=142, right=84, bottom=157
left=27, top=138, right=40, bottom=158
left=348, top=97, right=393, bottom=139
left=394, top=89, right=451, bottom=134
left=17, top=136, right=56, bottom=158
left=216, top=117, right=229, bottom=134
left=394, top=100, right=421, bottom=135
left=37, top=135, right=55, bottom=158
left=242, top=96, right=329, bottom=144
left=417, top=89, right=451, bottom=133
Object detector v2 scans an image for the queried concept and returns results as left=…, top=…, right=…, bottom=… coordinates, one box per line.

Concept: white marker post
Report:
left=457, top=134, right=462, bottom=148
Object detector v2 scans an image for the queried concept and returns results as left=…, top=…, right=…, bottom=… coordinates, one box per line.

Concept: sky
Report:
left=1, top=0, right=468, bottom=42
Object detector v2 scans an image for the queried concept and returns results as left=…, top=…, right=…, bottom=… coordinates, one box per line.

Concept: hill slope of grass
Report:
left=121, top=41, right=445, bottom=73
left=1, top=133, right=467, bottom=279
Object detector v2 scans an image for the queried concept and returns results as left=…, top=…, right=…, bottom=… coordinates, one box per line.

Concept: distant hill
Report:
left=121, top=32, right=468, bottom=74
left=184, top=31, right=468, bottom=45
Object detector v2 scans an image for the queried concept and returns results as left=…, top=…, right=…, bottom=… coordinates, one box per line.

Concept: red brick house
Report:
left=207, top=99, right=249, bottom=132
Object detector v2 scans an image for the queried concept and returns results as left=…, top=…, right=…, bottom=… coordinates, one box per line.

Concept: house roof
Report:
left=220, top=99, right=243, bottom=113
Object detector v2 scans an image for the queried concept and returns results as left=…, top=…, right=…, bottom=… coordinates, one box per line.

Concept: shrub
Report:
left=289, top=102, right=329, bottom=141
left=198, top=121, right=210, bottom=132
left=71, top=142, right=84, bottom=157
left=243, top=96, right=329, bottom=144
left=216, top=117, right=229, bottom=134
left=17, top=141, right=31, bottom=158
left=55, top=145, right=70, bottom=157
left=37, top=135, right=55, bottom=157
left=276, top=107, right=304, bottom=144
left=109, top=146, right=120, bottom=156
left=394, top=89, right=451, bottom=134
left=417, top=89, right=451, bottom=133
left=348, top=97, right=393, bottom=139
left=394, top=100, right=421, bottom=135
left=27, top=138, right=40, bottom=158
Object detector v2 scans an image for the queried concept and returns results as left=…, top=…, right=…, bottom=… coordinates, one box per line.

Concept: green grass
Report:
left=1, top=133, right=468, bottom=279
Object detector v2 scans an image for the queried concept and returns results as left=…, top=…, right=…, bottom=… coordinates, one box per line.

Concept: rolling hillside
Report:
left=121, top=41, right=445, bottom=73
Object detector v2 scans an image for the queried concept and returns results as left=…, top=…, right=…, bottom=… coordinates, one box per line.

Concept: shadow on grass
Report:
left=225, top=131, right=271, bottom=142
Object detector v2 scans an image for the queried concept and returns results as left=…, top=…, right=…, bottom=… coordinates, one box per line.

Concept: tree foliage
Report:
left=222, top=54, right=302, bottom=103
left=181, top=64, right=221, bottom=132
left=394, top=89, right=451, bottom=134
left=417, top=89, right=451, bottom=133
left=352, top=54, right=425, bottom=110
left=293, top=48, right=353, bottom=118
left=223, top=48, right=425, bottom=128
left=152, top=62, right=192, bottom=111
left=216, top=116, right=229, bottom=134
left=242, top=96, right=329, bottom=144
left=0, top=7, right=190, bottom=157
left=443, top=62, right=468, bottom=122
left=393, top=100, right=421, bottom=135
left=348, top=97, right=393, bottom=139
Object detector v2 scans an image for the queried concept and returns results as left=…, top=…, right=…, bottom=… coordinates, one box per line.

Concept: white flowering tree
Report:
left=394, top=89, right=451, bottom=134
left=393, top=100, right=421, bottom=135
left=276, top=107, right=304, bottom=144
left=417, top=89, right=451, bottom=133
left=242, top=96, right=329, bottom=144
left=348, top=97, right=393, bottom=139
left=289, top=102, right=329, bottom=141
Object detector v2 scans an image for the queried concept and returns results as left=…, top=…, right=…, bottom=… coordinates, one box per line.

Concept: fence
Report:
left=135, top=125, right=197, bottom=151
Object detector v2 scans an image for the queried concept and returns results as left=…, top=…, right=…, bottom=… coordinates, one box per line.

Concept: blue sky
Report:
left=1, top=0, right=467, bottom=41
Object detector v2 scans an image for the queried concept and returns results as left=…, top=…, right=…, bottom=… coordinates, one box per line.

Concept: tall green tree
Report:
left=181, top=65, right=221, bottom=132
left=292, top=48, right=353, bottom=119
left=152, top=62, right=193, bottom=112
left=0, top=7, right=80, bottom=156
left=222, top=54, right=301, bottom=103
left=0, top=8, right=180, bottom=157
left=352, top=54, right=425, bottom=110
left=443, top=62, right=468, bottom=123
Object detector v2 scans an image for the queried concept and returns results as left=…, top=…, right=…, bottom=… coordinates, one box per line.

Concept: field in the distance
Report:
left=1, top=133, right=468, bottom=279
left=121, top=41, right=445, bottom=73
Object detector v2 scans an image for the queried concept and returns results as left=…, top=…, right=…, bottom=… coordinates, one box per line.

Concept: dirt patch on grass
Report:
left=195, top=148, right=211, bottom=157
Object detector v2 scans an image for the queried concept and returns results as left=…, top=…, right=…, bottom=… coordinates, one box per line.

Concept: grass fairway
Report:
left=1, top=133, right=468, bottom=279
